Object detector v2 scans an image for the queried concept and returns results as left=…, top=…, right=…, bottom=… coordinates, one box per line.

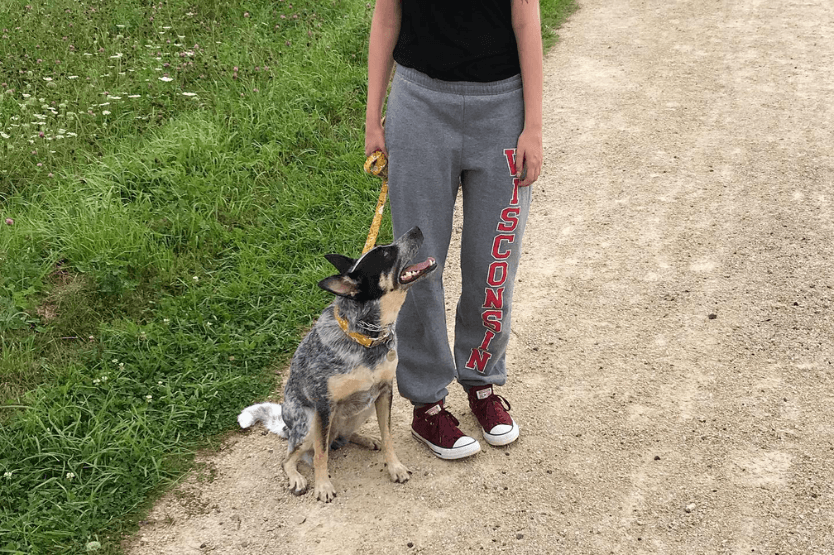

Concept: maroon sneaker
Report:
left=467, top=385, right=520, bottom=446
left=411, top=400, right=481, bottom=460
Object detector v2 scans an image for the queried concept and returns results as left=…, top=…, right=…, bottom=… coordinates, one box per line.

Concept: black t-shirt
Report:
left=393, top=0, right=521, bottom=82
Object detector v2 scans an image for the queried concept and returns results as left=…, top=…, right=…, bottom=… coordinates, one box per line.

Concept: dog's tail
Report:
left=237, top=402, right=288, bottom=438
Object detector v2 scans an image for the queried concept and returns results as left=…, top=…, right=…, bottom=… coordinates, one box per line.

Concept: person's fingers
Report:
left=514, top=148, right=534, bottom=187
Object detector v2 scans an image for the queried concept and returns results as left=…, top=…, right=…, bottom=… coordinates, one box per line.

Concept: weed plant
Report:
left=0, top=1, right=575, bottom=553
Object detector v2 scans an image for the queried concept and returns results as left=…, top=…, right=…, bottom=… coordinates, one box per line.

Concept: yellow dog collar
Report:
left=333, top=306, right=392, bottom=348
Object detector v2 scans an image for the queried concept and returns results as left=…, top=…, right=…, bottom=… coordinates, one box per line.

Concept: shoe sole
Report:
left=483, top=421, right=520, bottom=447
left=411, top=431, right=481, bottom=460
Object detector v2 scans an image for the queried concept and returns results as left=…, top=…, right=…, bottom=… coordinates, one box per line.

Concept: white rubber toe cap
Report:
left=412, top=432, right=482, bottom=460
left=483, top=420, right=520, bottom=446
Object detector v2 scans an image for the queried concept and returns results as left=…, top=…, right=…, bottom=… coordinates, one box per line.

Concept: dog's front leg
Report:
left=313, top=406, right=337, bottom=502
left=375, top=384, right=410, bottom=483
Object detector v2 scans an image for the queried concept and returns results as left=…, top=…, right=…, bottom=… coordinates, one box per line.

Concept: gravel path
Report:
left=126, top=1, right=834, bottom=553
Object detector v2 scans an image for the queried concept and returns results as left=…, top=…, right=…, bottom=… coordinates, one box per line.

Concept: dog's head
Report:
left=318, top=226, right=437, bottom=302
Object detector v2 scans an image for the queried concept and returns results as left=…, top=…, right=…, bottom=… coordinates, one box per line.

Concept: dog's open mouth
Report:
left=400, top=257, right=436, bottom=284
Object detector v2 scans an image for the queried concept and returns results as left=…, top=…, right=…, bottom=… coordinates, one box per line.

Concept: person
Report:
left=364, top=0, right=543, bottom=460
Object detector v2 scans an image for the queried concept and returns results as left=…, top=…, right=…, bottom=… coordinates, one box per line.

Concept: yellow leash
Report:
left=362, top=149, right=389, bottom=254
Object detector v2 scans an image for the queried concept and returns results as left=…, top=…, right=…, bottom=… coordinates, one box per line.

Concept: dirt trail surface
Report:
left=126, top=1, right=834, bottom=553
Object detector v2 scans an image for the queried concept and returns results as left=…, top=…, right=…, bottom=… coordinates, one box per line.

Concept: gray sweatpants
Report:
left=385, top=64, right=532, bottom=405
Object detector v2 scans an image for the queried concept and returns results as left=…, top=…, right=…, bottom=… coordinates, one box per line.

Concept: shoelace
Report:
left=426, top=405, right=464, bottom=439
left=473, top=393, right=512, bottom=425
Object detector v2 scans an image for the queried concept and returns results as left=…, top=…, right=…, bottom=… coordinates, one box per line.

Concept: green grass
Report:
left=541, top=0, right=579, bottom=50
left=0, top=1, right=576, bottom=553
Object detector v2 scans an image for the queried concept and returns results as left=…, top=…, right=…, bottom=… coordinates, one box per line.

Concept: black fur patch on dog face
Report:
left=318, top=227, right=434, bottom=303
left=319, top=245, right=400, bottom=302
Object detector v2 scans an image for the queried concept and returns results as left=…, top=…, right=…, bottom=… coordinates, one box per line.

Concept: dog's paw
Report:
left=387, top=462, right=411, bottom=484
left=314, top=480, right=337, bottom=503
left=287, top=474, right=308, bottom=496
left=349, top=434, right=382, bottom=451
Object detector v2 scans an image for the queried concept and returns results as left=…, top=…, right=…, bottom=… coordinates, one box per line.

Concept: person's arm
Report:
left=511, top=0, right=543, bottom=187
left=365, top=0, right=402, bottom=157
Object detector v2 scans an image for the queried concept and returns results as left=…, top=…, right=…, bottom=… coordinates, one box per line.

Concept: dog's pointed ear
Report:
left=324, top=253, right=355, bottom=275
left=318, top=275, right=359, bottom=298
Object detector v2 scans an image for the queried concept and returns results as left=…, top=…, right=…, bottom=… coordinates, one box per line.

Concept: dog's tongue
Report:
left=401, top=257, right=436, bottom=282
left=406, top=259, right=433, bottom=273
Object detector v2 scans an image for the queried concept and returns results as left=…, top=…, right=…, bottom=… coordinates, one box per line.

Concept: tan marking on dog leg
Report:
left=374, top=386, right=410, bottom=483
left=283, top=437, right=313, bottom=496
left=327, top=366, right=374, bottom=401
left=312, top=411, right=337, bottom=502
left=379, top=289, right=407, bottom=327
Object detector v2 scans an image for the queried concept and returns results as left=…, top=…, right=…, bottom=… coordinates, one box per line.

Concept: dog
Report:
left=238, top=226, right=437, bottom=502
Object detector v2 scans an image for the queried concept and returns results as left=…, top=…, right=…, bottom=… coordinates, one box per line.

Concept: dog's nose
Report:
left=407, top=226, right=423, bottom=243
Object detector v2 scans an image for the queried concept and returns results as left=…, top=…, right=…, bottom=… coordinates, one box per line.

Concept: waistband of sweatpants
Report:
left=394, top=64, right=522, bottom=95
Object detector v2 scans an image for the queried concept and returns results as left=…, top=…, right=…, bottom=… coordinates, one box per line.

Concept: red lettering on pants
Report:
left=465, top=348, right=492, bottom=373
left=487, top=261, right=508, bottom=287
left=492, top=234, right=515, bottom=259
left=478, top=329, right=496, bottom=351
left=504, top=148, right=518, bottom=176
left=482, top=310, right=503, bottom=333
left=498, top=207, right=520, bottom=232
left=484, top=287, right=504, bottom=309
left=510, top=179, right=520, bottom=205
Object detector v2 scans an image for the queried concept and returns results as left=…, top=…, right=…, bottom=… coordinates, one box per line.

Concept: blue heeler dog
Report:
left=238, top=227, right=437, bottom=502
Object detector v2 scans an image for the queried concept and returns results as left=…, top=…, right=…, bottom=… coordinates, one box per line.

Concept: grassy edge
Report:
left=0, top=1, right=578, bottom=552
left=542, top=0, right=579, bottom=51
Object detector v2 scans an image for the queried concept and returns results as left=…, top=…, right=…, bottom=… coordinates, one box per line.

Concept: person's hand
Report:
left=365, top=119, right=387, bottom=157
left=514, top=127, right=542, bottom=187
